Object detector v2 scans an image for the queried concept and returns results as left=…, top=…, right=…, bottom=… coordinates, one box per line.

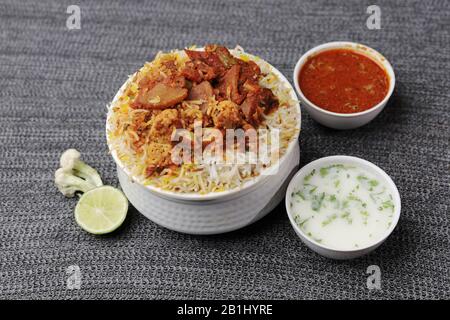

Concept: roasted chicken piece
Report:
left=182, top=49, right=224, bottom=83
left=241, top=79, right=260, bottom=95
left=182, top=45, right=238, bottom=83
left=211, top=100, right=243, bottom=129
left=240, top=95, right=263, bottom=126
left=181, top=60, right=217, bottom=83
left=238, top=60, right=261, bottom=86
left=185, top=48, right=227, bottom=73
left=132, top=83, right=188, bottom=110
left=239, top=87, right=279, bottom=126
left=257, top=87, right=279, bottom=114
left=205, top=44, right=237, bottom=68
left=184, top=49, right=210, bottom=61
left=215, top=64, right=245, bottom=104
left=188, top=81, right=214, bottom=114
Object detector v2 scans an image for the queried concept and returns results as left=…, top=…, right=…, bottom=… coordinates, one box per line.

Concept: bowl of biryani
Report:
left=106, top=45, right=301, bottom=233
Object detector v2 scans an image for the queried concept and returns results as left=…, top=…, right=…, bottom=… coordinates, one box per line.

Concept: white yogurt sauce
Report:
left=289, top=163, right=395, bottom=250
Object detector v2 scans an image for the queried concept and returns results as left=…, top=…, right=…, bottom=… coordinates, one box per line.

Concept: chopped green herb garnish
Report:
left=369, top=179, right=379, bottom=187
left=342, top=200, right=349, bottom=209
left=319, top=164, right=349, bottom=178
left=322, top=213, right=337, bottom=226
left=382, top=200, right=395, bottom=212
left=328, top=194, right=339, bottom=208
left=311, top=192, right=325, bottom=211
left=341, top=212, right=350, bottom=218
left=295, top=190, right=305, bottom=200
left=298, top=218, right=310, bottom=228
left=294, top=215, right=310, bottom=229
left=360, top=211, right=369, bottom=225
left=370, top=190, right=385, bottom=203
left=320, top=167, right=329, bottom=177
left=348, top=194, right=363, bottom=203
left=341, top=211, right=353, bottom=224
left=304, top=169, right=316, bottom=182
left=320, top=168, right=328, bottom=178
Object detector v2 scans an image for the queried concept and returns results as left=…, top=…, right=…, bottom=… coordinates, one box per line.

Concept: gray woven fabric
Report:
left=0, top=0, right=449, bottom=300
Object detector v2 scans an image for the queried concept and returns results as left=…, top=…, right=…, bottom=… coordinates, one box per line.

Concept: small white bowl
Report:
left=285, top=155, right=401, bottom=259
left=293, top=42, right=395, bottom=130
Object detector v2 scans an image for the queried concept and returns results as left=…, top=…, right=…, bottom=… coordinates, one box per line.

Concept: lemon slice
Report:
left=75, top=186, right=128, bottom=234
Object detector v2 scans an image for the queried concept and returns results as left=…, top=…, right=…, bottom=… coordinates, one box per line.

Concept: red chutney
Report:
left=299, top=49, right=389, bottom=113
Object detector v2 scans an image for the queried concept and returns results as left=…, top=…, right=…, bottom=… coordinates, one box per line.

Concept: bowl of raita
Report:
left=285, top=155, right=401, bottom=259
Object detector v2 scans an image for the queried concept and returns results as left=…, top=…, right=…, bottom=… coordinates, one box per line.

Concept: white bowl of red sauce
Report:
left=293, top=42, right=395, bottom=129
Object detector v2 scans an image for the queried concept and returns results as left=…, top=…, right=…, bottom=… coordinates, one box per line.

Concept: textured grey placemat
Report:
left=0, top=0, right=449, bottom=300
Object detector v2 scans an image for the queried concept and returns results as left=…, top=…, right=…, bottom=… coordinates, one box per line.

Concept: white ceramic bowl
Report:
left=106, top=49, right=301, bottom=233
left=285, top=155, right=401, bottom=259
left=293, top=42, right=395, bottom=130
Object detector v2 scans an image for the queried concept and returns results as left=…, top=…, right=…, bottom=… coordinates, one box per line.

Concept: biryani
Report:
left=107, top=45, right=299, bottom=194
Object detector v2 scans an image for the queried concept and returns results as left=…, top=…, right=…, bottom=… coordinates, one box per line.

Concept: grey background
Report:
left=0, top=0, right=449, bottom=299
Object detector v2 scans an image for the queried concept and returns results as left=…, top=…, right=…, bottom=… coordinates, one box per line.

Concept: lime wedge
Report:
left=75, top=186, right=128, bottom=234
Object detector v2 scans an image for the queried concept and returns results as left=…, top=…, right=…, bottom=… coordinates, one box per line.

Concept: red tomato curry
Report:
left=299, top=49, right=389, bottom=114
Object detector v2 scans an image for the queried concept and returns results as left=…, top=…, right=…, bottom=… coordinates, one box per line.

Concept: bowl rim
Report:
left=285, top=155, right=401, bottom=253
left=293, top=41, right=396, bottom=118
left=106, top=48, right=301, bottom=201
